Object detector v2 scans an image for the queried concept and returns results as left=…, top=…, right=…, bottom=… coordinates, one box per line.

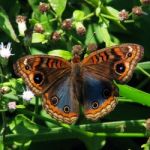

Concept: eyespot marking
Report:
left=115, top=63, right=126, bottom=74
left=33, top=72, right=44, bottom=84
left=63, top=105, right=70, bottom=113
left=91, top=101, right=99, bottom=109
left=102, top=88, right=111, bottom=99
left=50, top=96, right=59, bottom=106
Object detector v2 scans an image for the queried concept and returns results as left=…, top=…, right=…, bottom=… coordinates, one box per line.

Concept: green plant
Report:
left=0, top=0, right=150, bottom=149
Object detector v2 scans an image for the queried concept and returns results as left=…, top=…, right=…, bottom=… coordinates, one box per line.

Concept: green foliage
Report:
left=0, top=0, right=150, bottom=149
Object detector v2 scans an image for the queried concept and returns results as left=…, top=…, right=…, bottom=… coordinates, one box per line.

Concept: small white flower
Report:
left=21, top=88, right=34, bottom=101
left=0, top=42, right=13, bottom=58
left=8, top=101, right=16, bottom=111
left=16, top=15, right=27, bottom=36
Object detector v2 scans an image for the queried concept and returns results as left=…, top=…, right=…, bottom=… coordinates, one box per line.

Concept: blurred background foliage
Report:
left=0, top=0, right=150, bottom=150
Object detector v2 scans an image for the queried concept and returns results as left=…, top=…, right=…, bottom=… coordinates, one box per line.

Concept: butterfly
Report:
left=13, top=43, right=144, bottom=124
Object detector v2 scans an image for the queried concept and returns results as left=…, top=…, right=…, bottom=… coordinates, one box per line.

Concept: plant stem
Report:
left=137, top=65, right=150, bottom=78
left=82, top=13, right=95, bottom=21
left=32, top=97, right=39, bottom=121
left=101, top=14, right=119, bottom=21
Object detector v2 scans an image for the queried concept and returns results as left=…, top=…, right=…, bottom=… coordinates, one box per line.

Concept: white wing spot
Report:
left=128, top=46, right=133, bottom=53
left=23, top=58, right=28, bottom=65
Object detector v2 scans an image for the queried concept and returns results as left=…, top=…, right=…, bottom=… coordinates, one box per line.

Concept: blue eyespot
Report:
left=115, top=63, right=126, bottom=74
left=33, top=73, right=43, bottom=84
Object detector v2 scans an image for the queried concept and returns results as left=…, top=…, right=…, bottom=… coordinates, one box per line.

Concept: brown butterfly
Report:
left=14, top=43, right=144, bottom=124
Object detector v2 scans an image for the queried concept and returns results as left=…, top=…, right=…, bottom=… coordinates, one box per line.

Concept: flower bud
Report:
left=118, top=9, right=129, bottom=21
left=62, top=19, right=72, bottom=30
left=75, top=22, right=86, bottom=36
left=132, top=6, right=148, bottom=16
left=34, top=23, right=44, bottom=33
left=51, top=31, right=61, bottom=41
left=39, top=2, right=50, bottom=13
left=16, top=15, right=27, bottom=36
left=87, top=43, right=98, bottom=52
left=140, top=0, right=150, bottom=4
left=72, top=45, right=83, bottom=56
left=146, top=118, right=150, bottom=130
left=0, top=86, right=10, bottom=94
left=8, top=101, right=16, bottom=111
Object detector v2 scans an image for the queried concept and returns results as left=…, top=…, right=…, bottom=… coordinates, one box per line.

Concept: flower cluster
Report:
left=0, top=43, right=13, bottom=59
left=8, top=102, right=16, bottom=111
left=21, top=88, right=34, bottom=101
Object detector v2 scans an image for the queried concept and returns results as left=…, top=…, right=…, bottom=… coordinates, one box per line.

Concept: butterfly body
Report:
left=14, top=43, right=144, bottom=124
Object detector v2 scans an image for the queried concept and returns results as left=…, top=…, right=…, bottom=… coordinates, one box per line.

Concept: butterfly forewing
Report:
left=14, top=55, right=71, bottom=95
left=82, top=43, right=144, bottom=83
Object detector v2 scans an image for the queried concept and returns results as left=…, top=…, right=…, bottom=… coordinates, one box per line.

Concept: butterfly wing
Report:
left=14, top=55, right=79, bottom=124
left=81, top=43, right=143, bottom=120
left=82, top=43, right=144, bottom=83
left=82, top=66, right=119, bottom=120
left=14, top=55, right=71, bottom=95
left=43, top=76, right=79, bottom=124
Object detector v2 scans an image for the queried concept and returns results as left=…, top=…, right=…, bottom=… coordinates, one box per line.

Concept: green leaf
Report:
left=136, top=62, right=150, bottom=70
left=85, top=0, right=99, bottom=7
left=118, top=84, right=150, bottom=107
left=102, top=6, right=128, bottom=31
left=32, top=33, right=47, bottom=43
left=48, top=0, right=67, bottom=17
left=105, top=6, right=119, bottom=18
left=73, top=10, right=85, bottom=21
left=9, top=114, right=39, bottom=134
left=94, top=23, right=115, bottom=46
left=30, top=47, right=46, bottom=55
left=0, top=7, right=19, bottom=42
left=85, top=24, right=97, bottom=45
left=3, top=91, right=19, bottom=100
left=48, top=49, right=72, bottom=60
left=8, top=114, right=39, bottom=146
left=28, top=0, right=40, bottom=10
left=40, top=14, right=53, bottom=32
left=0, top=138, right=4, bottom=150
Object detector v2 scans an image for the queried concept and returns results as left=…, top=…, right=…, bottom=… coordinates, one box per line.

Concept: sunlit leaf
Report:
left=73, top=10, right=85, bottom=21
left=48, top=0, right=67, bottom=17
left=136, top=62, right=150, bottom=70
left=30, top=47, right=46, bottom=55
left=48, top=49, right=72, bottom=60
left=118, top=84, right=150, bottom=106
left=32, top=33, right=47, bottom=43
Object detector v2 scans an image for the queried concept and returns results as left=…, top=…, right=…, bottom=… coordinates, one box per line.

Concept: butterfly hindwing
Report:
left=43, top=76, right=79, bottom=124
left=82, top=71, right=118, bottom=120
